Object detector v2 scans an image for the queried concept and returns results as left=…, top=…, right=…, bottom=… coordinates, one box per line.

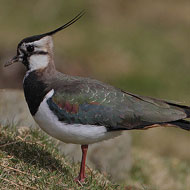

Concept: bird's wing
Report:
left=120, top=91, right=190, bottom=129
left=46, top=76, right=189, bottom=130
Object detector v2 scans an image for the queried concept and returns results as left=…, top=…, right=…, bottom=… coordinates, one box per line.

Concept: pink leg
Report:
left=75, top=144, right=88, bottom=183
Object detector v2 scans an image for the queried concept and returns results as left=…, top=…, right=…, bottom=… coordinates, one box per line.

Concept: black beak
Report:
left=4, top=55, right=19, bottom=67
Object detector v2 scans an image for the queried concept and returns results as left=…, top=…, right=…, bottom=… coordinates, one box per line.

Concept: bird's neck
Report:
left=23, top=55, right=56, bottom=115
left=24, top=53, right=56, bottom=81
left=23, top=65, right=56, bottom=116
left=28, top=53, right=55, bottom=72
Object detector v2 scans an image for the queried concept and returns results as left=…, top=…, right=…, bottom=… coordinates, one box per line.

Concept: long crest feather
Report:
left=44, top=10, right=85, bottom=36
left=16, top=10, right=85, bottom=46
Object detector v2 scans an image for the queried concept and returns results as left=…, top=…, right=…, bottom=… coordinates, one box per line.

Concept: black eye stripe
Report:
left=18, top=46, right=48, bottom=56
left=31, top=51, right=48, bottom=55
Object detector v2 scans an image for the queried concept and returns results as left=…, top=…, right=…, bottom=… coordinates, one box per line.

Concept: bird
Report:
left=4, top=10, right=190, bottom=183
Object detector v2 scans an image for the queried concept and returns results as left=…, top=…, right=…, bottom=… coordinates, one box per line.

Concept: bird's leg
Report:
left=75, top=144, right=88, bottom=183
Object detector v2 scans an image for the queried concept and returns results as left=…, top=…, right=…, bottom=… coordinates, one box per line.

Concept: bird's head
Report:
left=5, top=11, right=85, bottom=71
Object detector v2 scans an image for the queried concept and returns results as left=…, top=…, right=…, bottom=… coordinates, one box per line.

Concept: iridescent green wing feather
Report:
left=47, top=74, right=189, bottom=129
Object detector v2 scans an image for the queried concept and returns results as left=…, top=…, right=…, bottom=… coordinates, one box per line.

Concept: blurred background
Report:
left=1, top=0, right=190, bottom=189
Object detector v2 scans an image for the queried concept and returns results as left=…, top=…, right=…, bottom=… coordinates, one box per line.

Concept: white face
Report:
left=18, top=36, right=53, bottom=71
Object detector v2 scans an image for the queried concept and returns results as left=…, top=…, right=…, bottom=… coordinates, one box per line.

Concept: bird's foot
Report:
left=74, top=175, right=86, bottom=184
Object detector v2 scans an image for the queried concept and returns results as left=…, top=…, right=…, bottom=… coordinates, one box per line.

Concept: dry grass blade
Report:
left=0, top=141, right=20, bottom=148
left=0, top=163, right=40, bottom=179
left=0, top=177, right=37, bottom=190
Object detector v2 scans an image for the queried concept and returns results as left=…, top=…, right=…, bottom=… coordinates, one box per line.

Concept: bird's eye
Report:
left=26, top=45, right=34, bottom=52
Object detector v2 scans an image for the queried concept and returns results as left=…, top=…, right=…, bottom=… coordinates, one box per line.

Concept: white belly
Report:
left=33, top=90, right=121, bottom=144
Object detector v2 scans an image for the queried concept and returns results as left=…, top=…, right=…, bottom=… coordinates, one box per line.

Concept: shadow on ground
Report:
left=0, top=132, right=69, bottom=174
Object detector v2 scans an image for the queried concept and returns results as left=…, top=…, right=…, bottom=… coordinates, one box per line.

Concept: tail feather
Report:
left=136, top=120, right=190, bottom=131
left=169, top=120, right=190, bottom=131
left=164, top=102, right=190, bottom=130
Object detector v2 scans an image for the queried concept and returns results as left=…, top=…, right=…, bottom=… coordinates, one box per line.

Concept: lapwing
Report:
left=4, top=11, right=190, bottom=183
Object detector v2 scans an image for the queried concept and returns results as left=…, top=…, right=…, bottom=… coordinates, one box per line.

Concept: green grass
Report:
left=0, top=125, right=121, bottom=190
left=1, top=124, right=190, bottom=190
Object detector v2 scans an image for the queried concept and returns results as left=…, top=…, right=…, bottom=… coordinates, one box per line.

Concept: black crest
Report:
left=18, top=10, right=85, bottom=47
